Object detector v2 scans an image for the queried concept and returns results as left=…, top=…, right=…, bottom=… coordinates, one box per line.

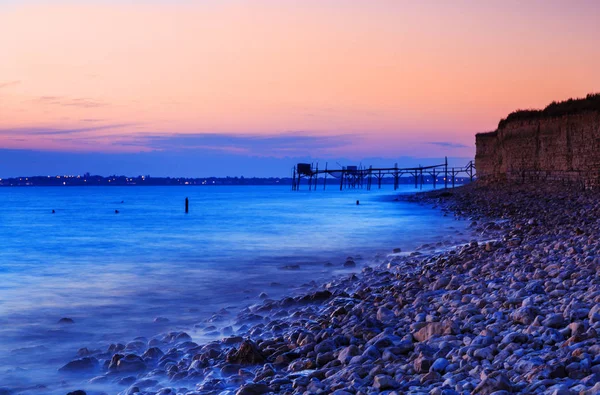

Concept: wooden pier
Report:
left=291, top=158, right=475, bottom=191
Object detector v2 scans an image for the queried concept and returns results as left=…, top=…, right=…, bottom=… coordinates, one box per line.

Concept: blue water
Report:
left=0, top=185, right=470, bottom=393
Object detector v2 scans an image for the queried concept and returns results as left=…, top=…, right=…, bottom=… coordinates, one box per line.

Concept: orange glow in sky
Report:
left=1, top=0, right=599, bottom=159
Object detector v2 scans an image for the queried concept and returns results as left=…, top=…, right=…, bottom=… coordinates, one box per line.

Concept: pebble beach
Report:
left=52, top=182, right=600, bottom=395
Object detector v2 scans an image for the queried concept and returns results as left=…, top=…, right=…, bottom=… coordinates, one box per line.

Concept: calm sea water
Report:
left=0, top=185, right=470, bottom=393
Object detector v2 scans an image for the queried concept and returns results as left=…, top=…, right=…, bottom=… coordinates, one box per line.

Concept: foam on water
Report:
left=0, top=185, right=469, bottom=393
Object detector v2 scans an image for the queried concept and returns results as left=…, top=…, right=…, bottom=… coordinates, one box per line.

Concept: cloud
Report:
left=425, top=141, right=469, bottom=149
left=120, top=132, right=357, bottom=156
left=0, top=124, right=134, bottom=137
left=0, top=80, right=21, bottom=89
left=33, top=96, right=107, bottom=108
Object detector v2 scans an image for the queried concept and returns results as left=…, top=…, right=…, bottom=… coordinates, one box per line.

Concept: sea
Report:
left=0, top=185, right=471, bottom=393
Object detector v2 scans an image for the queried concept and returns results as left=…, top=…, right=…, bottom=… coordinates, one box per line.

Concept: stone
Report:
left=373, top=374, right=398, bottom=390
left=338, top=345, right=359, bottom=364
left=376, top=307, right=395, bottom=322
left=431, top=358, right=450, bottom=373
left=235, top=383, right=271, bottom=395
left=542, top=314, right=565, bottom=328
left=114, top=354, right=146, bottom=373
left=227, top=340, right=265, bottom=364
left=59, top=357, right=99, bottom=373
left=473, top=372, right=511, bottom=394
left=413, top=321, right=456, bottom=342
left=511, top=306, right=540, bottom=325
left=414, top=354, right=433, bottom=373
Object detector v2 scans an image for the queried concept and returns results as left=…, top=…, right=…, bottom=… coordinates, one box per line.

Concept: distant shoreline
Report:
left=0, top=175, right=473, bottom=187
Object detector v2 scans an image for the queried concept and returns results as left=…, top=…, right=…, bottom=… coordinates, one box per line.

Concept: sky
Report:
left=1, top=0, right=599, bottom=177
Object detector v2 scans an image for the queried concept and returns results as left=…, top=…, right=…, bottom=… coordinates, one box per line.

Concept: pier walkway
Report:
left=291, top=158, right=475, bottom=191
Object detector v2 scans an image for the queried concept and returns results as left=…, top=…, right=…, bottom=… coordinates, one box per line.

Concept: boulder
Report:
left=227, top=340, right=265, bottom=364
left=413, top=321, right=456, bottom=342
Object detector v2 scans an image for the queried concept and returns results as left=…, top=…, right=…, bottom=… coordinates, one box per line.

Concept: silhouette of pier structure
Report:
left=291, top=158, right=475, bottom=191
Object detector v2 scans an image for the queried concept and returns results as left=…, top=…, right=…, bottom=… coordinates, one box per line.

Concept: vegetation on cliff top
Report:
left=498, top=93, right=600, bottom=129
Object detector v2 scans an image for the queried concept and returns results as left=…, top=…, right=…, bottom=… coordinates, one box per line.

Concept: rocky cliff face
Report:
left=475, top=112, right=600, bottom=187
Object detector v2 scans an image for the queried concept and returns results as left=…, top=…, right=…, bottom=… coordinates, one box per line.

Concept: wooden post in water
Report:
left=414, top=169, right=418, bottom=189
left=432, top=168, right=437, bottom=189
left=378, top=170, right=382, bottom=189
left=185, top=197, right=189, bottom=213
left=394, top=163, right=399, bottom=190
left=339, top=169, right=344, bottom=191
left=360, top=166, right=364, bottom=189
left=292, top=166, right=296, bottom=191
left=452, top=168, right=456, bottom=188
left=420, top=167, right=424, bottom=190
left=314, top=163, right=319, bottom=191
left=323, top=162, right=327, bottom=190
left=444, top=157, right=448, bottom=189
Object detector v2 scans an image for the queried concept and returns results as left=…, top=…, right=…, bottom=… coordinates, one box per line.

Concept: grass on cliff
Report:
left=498, top=93, right=600, bottom=129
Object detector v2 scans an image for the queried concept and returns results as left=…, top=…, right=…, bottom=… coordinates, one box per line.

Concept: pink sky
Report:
left=1, top=0, right=599, bottom=159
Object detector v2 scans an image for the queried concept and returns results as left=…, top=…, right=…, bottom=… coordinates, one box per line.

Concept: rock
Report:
left=316, top=351, right=335, bottom=366
left=511, top=306, right=540, bottom=325
left=141, top=347, right=164, bottom=361
left=433, top=276, right=451, bottom=290
left=235, top=383, right=271, bottom=395
left=414, top=354, right=433, bottom=373
left=431, top=357, right=450, bottom=373
left=314, top=340, right=335, bottom=354
left=542, top=314, right=565, bottom=328
left=421, top=371, right=441, bottom=384
left=67, top=391, right=86, bottom=395
left=580, top=382, right=600, bottom=395
left=373, top=374, right=398, bottom=390
left=343, top=259, right=356, bottom=268
left=376, top=307, right=395, bottom=322
left=338, top=345, right=359, bottom=364
left=413, top=321, right=456, bottom=342
left=589, top=304, right=600, bottom=324
left=115, top=354, right=146, bottom=373
left=473, top=372, right=511, bottom=394
left=58, top=317, right=75, bottom=324
left=59, top=357, right=99, bottom=373
left=227, top=340, right=265, bottom=364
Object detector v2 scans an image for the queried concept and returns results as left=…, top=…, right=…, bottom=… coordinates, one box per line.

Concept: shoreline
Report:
left=19, top=181, right=600, bottom=394
left=0, top=188, right=473, bottom=395
left=42, top=191, right=483, bottom=395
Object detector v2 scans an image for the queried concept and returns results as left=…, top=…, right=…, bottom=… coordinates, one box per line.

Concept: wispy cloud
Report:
left=121, top=132, right=357, bottom=156
left=0, top=80, right=21, bottom=89
left=426, top=141, right=469, bottom=149
left=33, top=96, right=107, bottom=108
left=0, top=124, right=134, bottom=137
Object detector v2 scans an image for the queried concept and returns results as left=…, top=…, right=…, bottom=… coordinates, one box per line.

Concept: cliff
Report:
left=475, top=94, right=600, bottom=187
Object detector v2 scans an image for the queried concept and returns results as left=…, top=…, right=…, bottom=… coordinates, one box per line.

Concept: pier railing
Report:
left=291, top=158, right=475, bottom=191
